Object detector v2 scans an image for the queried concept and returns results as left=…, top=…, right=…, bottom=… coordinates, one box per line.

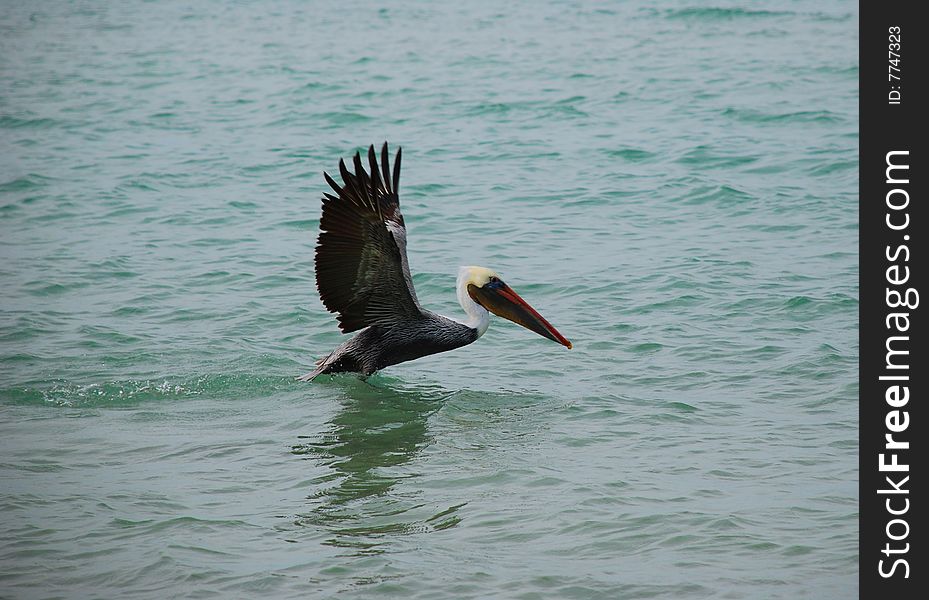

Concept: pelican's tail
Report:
left=296, top=354, right=332, bottom=382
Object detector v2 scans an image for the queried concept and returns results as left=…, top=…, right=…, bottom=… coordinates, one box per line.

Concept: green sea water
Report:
left=1, top=1, right=858, bottom=598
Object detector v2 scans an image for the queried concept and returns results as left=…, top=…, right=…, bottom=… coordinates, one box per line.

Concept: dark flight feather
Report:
left=314, top=143, right=421, bottom=333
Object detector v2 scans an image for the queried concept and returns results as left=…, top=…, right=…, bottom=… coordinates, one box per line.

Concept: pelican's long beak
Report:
left=468, top=282, right=572, bottom=349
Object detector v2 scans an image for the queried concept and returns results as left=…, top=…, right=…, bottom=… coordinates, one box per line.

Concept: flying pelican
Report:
left=299, top=143, right=571, bottom=380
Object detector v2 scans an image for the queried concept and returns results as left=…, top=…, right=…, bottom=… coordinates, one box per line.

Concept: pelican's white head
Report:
left=457, top=266, right=499, bottom=301
left=455, top=266, right=498, bottom=337
left=455, top=265, right=572, bottom=348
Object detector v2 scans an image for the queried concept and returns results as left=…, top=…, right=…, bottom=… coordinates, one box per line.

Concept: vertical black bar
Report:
left=861, top=2, right=924, bottom=596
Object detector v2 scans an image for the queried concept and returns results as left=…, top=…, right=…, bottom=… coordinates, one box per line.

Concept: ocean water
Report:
left=1, top=1, right=858, bottom=598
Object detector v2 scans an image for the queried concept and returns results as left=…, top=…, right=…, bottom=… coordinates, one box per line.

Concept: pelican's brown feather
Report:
left=314, top=143, right=422, bottom=333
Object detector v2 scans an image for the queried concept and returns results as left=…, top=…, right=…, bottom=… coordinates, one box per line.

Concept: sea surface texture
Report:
left=1, top=1, right=858, bottom=598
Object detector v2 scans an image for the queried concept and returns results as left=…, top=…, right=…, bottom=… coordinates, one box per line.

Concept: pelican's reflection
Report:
left=292, top=377, right=460, bottom=553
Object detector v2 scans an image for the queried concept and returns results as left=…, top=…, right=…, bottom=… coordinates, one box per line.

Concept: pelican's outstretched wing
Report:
left=315, top=143, right=422, bottom=333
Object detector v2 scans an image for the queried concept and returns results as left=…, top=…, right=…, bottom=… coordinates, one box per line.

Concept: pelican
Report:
left=299, top=143, right=572, bottom=381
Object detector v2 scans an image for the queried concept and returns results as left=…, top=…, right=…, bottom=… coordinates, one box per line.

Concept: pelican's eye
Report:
left=488, top=276, right=500, bottom=284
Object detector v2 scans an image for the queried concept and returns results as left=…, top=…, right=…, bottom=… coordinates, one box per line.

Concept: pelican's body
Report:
left=302, top=309, right=477, bottom=377
left=300, top=143, right=571, bottom=380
